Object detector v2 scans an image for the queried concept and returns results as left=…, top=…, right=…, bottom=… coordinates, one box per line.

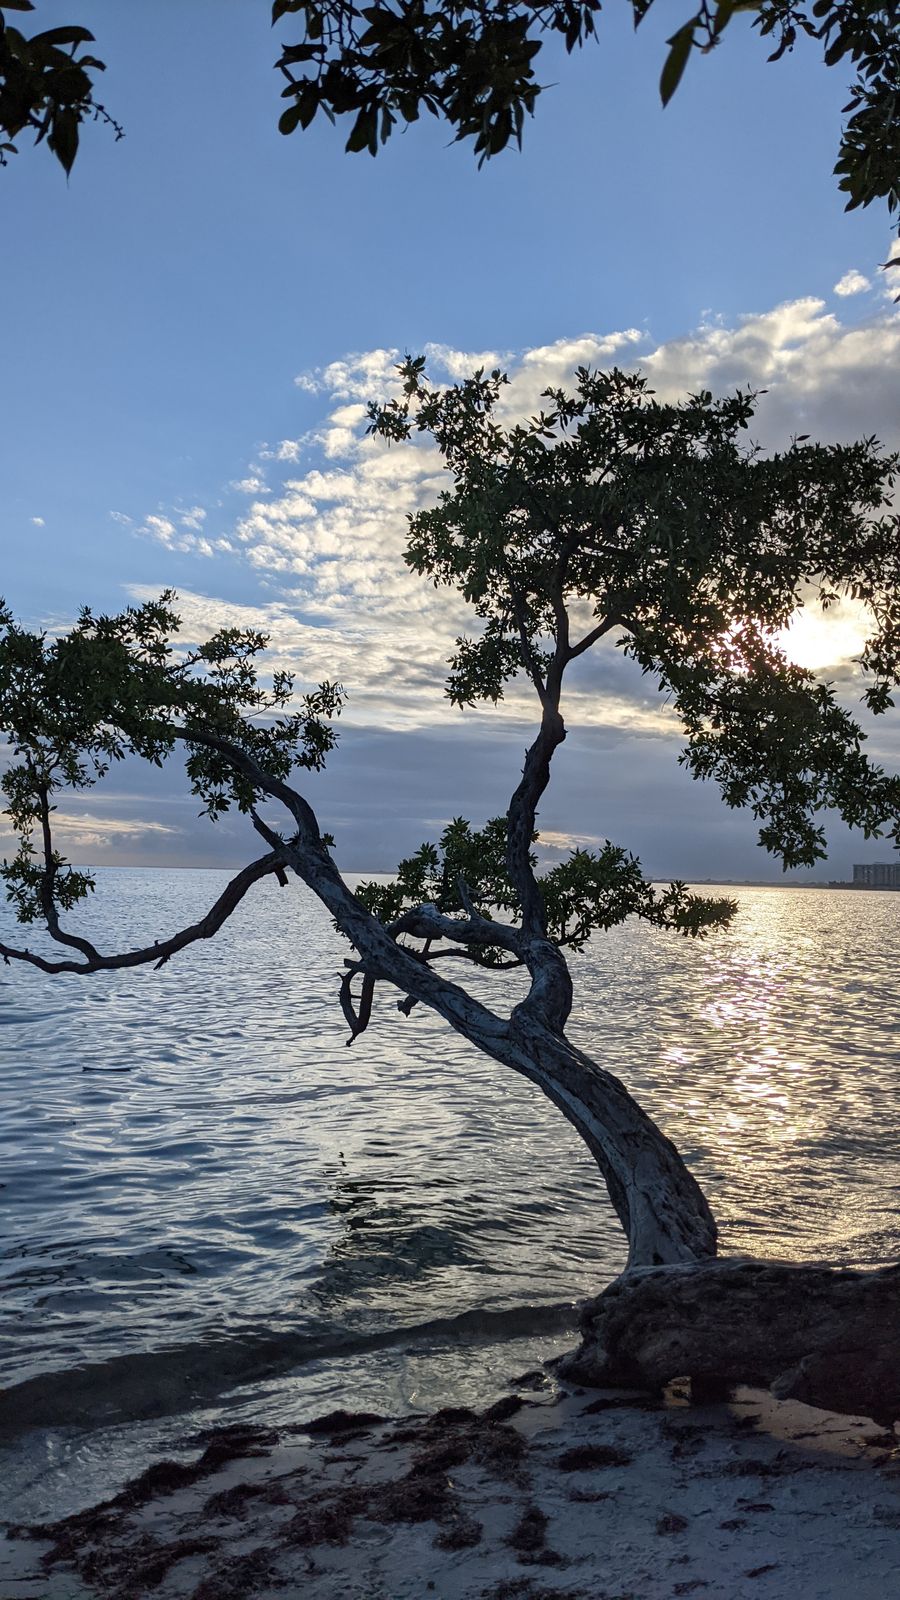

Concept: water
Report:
left=1, top=871, right=899, bottom=1515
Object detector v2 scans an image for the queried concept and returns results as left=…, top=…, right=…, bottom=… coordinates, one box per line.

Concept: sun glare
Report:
left=774, top=597, right=871, bottom=673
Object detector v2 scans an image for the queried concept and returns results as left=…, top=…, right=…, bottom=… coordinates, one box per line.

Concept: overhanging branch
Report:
left=0, top=849, right=289, bottom=976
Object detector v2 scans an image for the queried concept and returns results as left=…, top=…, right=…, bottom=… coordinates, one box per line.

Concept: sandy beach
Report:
left=4, top=1375, right=899, bottom=1600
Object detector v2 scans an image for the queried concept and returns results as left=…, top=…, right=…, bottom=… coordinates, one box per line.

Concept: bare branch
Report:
left=568, top=614, right=618, bottom=661
left=339, top=965, right=375, bottom=1043
left=423, top=946, right=524, bottom=971
left=509, top=585, right=549, bottom=705
left=505, top=706, right=566, bottom=938
left=389, top=901, right=523, bottom=956
left=456, top=876, right=478, bottom=918
left=0, top=850, right=288, bottom=977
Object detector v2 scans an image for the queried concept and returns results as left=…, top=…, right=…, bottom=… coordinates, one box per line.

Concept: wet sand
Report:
left=4, top=1378, right=899, bottom=1599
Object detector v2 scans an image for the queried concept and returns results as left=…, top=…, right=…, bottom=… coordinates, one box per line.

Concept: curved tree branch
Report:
left=0, top=848, right=290, bottom=976
left=35, top=778, right=101, bottom=962
left=389, top=901, right=523, bottom=956
left=1, top=715, right=718, bottom=1267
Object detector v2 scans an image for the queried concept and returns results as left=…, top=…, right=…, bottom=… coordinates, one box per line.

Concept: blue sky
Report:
left=2, top=0, right=899, bottom=879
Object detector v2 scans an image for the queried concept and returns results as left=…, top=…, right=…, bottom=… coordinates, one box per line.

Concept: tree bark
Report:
left=558, top=1256, right=900, bottom=1426
left=287, top=841, right=717, bottom=1267
left=497, top=1014, right=717, bottom=1267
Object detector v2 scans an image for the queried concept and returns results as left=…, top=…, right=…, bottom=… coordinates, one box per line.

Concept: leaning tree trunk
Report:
left=216, top=734, right=900, bottom=1428
left=482, top=1016, right=900, bottom=1426
left=37, top=729, right=890, bottom=1427
left=496, top=1012, right=717, bottom=1269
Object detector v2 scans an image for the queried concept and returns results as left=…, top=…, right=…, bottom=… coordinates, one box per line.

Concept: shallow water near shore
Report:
left=2, top=871, right=899, bottom=1518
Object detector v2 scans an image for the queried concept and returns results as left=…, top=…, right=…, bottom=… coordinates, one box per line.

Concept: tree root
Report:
left=558, top=1256, right=900, bottom=1427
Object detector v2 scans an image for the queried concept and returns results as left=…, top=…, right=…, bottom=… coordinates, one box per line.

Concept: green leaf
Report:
left=660, top=23, right=694, bottom=107
left=31, top=25, right=96, bottom=47
left=278, top=101, right=304, bottom=135
left=48, top=106, right=79, bottom=175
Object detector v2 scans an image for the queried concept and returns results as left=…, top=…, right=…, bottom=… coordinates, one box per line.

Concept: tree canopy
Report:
left=2, top=361, right=899, bottom=973
left=3, top=360, right=900, bottom=1265
left=1, top=0, right=898, bottom=237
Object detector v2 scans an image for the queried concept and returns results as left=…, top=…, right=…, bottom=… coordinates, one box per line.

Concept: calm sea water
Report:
left=1, top=870, right=899, bottom=1514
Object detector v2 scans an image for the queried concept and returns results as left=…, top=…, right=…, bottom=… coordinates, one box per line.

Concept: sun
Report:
left=774, top=597, right=871, bottom=674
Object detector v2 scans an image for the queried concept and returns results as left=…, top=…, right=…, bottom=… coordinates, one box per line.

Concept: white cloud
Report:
left=641, top=297, right=900, bottom=449
left=0, top=810, right=179, bottom=853
left=137, top=511, right=219, bottom=559
left=30, top=515, right=45, bottom=527
left=124, top=296, right=900, bottom=735
left=295, top=348, right=400, bottom=403
left=231, top=476, right=269, bottom=495
left=833, top=269, right=870, bottom=297
left=53, top=812, right=177, bottom=837
left=267, top=438, right=306, bottom=463
left=143, top=513, right=178, bottom=544
left=537, top=829, right=605, bottom=853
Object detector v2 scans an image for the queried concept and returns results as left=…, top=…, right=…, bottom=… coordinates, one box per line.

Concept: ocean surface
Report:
left=1, top=870, right=899, bottom=1518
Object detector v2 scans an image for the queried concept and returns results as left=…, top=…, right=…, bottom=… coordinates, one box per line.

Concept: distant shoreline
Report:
left=64, top=864, right=900, bottom=891
left=691, top=879, right=900, bottom=891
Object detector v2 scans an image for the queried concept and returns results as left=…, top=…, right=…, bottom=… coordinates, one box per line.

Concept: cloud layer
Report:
left=79, top=284, right=900, bottom=876
left=127, top=293, right=900, bottom=740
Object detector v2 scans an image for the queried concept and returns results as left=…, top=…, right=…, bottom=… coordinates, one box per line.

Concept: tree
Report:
left=2, top=0, right=898, bottom=243
left=3, top=362, right=900, bottom=1414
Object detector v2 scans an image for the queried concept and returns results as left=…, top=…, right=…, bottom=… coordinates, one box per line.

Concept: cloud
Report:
left=300, top=347, right=400, bottom=402
left=136, top=511, right=218, bottom=558
left=143, top=513, right=178, bottom=544
left=0, top=809, right=179, bottom=856
left=833, top=269, right=870, bottom=297
left=640, top=297, right=900, bottom=450
left=536, top=829, right=606, bottom=853
left=51, top=812, right=177, bottom=837
left=231, top=475, right=269, bottom=495
left=30, top=515, right=45, bottom=527
left=14, top=296, right=900, bottom=879
left=124, top=297, right=900, bottom=742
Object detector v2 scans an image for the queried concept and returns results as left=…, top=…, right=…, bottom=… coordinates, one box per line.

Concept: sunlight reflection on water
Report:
left=1, top=871, right=899, bottom=1408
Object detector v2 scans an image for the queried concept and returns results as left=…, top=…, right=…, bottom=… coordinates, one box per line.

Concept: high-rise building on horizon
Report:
left=853, top=862, right=900, bottom=888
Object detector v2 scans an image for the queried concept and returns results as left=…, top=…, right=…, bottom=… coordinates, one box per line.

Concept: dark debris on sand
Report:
left=12, top=1395, right=542, bottom=1597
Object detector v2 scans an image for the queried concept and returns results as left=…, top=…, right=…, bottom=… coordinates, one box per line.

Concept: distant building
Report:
left=853, top=862, right=900, bottom=888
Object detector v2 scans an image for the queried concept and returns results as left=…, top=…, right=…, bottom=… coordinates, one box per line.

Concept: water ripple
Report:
left=2, top=871, right=899, bottom=1404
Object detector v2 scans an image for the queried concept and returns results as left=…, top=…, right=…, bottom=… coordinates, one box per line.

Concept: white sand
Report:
left=3, top=1382, right=899, bottom=1600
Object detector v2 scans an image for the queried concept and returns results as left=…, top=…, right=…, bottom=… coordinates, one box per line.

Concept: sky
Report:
left=2, top=0, right=900, bottom=882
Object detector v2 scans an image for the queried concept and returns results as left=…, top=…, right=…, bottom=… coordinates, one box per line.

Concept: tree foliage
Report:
left=0, top=0, right=119, bottom=172
left=370, top=360, right=900, bottom=869
left=1, top=361, right=899, bottom=995
left=2, top=1, right=898, bottom=237
left=3, top=361, right=900, bottom=1266
left=0, top=591, right=342, bottom=928
left=357, top=816, right=735, bottom=966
